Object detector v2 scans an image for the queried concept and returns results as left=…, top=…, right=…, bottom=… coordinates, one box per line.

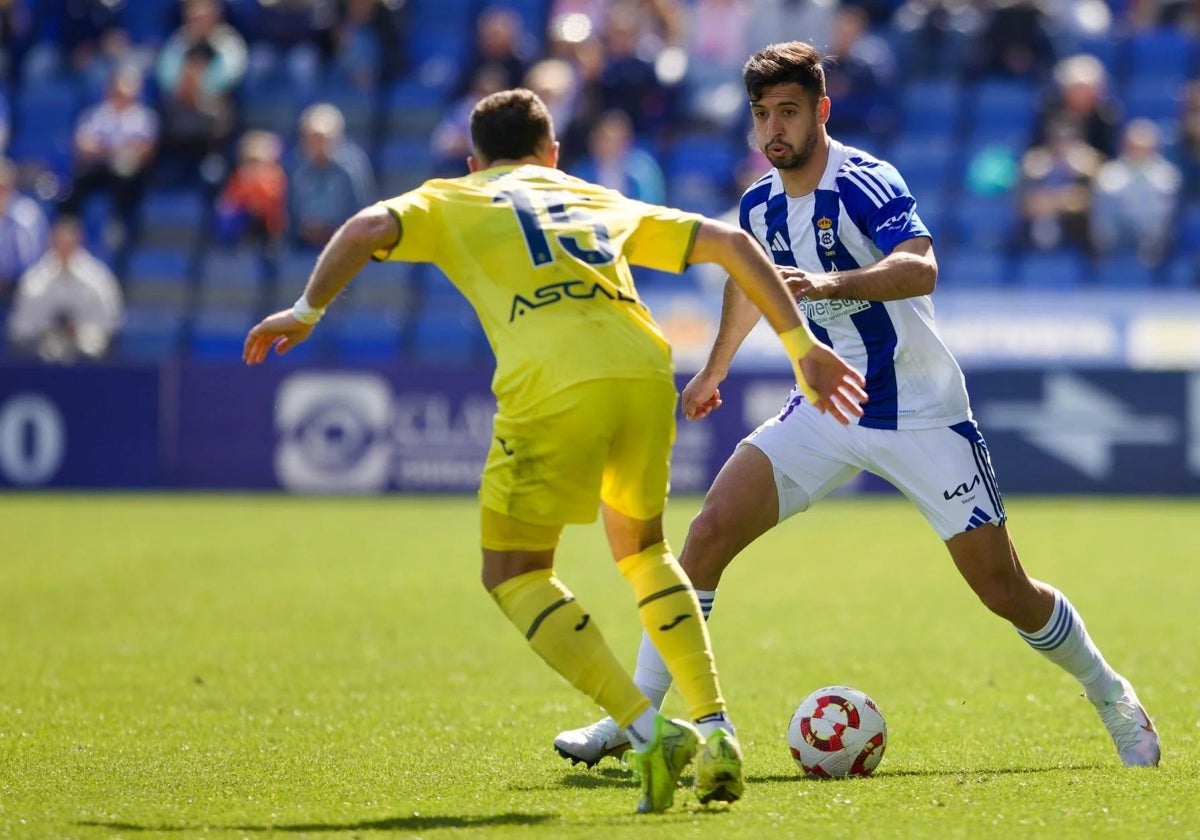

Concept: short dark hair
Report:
left=469, top=88, right=554, bottom=166
left=743, top=42, right=826, bottom=103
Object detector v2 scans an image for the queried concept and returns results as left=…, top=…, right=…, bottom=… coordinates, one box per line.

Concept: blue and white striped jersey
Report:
left=739, top=138, right=972, bottom=430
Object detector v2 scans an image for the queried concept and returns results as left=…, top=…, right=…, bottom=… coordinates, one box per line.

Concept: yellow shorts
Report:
left=479, top=377, right=677, bottom=545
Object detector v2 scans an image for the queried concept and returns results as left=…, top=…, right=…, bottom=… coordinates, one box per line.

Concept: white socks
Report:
left=632, top=588, right=717, bottom=710
left=1017, top=588, right=1121, bottom=702
left=627, top=707, right=660, bottom=751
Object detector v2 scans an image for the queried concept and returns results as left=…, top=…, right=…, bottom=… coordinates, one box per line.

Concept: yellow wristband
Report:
left=778, top=324, right=814, bottom=360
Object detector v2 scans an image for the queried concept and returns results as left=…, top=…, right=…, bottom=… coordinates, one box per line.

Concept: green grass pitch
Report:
left=1, top=494, right=1196, bottom=839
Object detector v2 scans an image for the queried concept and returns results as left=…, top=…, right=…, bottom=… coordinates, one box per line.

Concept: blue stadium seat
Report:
left=887, top=134, right=959, bottom=196
left=140, top=190, right=208, bottom=249
left=189, top=309, right=255, bottom=362
left=944, top=193, right=1017, bottom=250
left=1012, top=249, right=1086, bottom=289
left=1126, top=27, right=1197, bottom=84
left=239, top=73, right=303, bottom=136
left=404, top=1, right=471, bottom=94
left=1122, top=78, right=1184, bottom=122
left=406, top=263, right=481, bottom=363
left=124, top=0, right=177, bottom=45
left=385, top=80, right=449, bottom=139
left=376, top=137, right=435, bottom=196
left=347, top=259, right=416, bottom=313
left=328, top=308, right=404, bottom=364
left=123, top=247, right=194, bottom=308
left=912, top=190, right=945, bottom=234
left=268, top=248, right=321, bottom=310
left=938, top=249, right=1009, bottom=289
left=666, top=134, right=739, bottom=216
left=197, top=249, right=265, bottom=309
left=409, top=308, right=485, bottom=365
left=964, top=79, right=1038, bottom=144
left=1092, top=254, right=1160, bottom=288
left=9, top=78, right=81, bottom=177
left=1164, top=255, right=1197, bottom=288
left=837, top=133, right=886, bottom=157
left=667, top=134, right=739, bottom=183
left=1177, top=202, right=1200, bottom=247
left=116, top=305, right=184, bottom=362
left=899, top=77, right=963, bottom=139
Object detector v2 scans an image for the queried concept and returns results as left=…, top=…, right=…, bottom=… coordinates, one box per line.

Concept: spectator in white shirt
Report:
left=1090, top=118, right=1182, bottom=267
left=60, top=63, right=159, bottom=270
left=7, top=216, right=123, bottom=363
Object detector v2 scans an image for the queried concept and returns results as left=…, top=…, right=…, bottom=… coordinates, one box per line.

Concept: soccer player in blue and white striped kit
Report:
left=555, top=40, right=1160, bottom=769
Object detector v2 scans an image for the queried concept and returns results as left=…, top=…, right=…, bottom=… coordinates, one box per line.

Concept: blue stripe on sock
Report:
left=1019, top=594, right=1074, bottom=650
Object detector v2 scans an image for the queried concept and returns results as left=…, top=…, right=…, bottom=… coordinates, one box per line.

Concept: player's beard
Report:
left=761, top=124, right=818, bottom=171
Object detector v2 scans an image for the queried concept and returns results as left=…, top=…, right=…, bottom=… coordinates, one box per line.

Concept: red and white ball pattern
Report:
left=787, top=685, right=887, bottom=778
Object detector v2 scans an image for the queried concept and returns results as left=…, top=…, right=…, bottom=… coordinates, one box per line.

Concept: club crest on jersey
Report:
left=816, top=216, right=836, bottom=251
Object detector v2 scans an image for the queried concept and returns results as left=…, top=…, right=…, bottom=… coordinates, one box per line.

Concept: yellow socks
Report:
left=618, top=542, right=725, bottom=721
left=490, top=569, right=650, bottom=728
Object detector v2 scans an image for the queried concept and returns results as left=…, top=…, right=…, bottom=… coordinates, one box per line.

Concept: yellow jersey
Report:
left=374, top=164, right=701, bottom=413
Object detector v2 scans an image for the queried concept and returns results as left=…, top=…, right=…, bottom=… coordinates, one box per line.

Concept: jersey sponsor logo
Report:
left=816, top=216, right=836, bottom=250
left=877, top=207, right=915, bottom=232
left=508, top=280, right=637, bottom=321
left=942, top=475, right=980, bottom=500
left=769, top=230, right=790, bottom=252
left=798, top=296, right=871, bottom=327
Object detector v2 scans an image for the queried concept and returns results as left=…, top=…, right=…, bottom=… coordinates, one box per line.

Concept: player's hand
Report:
left=681, top=368, right=725, bottom=420
left=780, top=267, right=837, bottom=301
left=793, top=344, right=867, bottom=425
left=243, top=309, right=314, bottom=365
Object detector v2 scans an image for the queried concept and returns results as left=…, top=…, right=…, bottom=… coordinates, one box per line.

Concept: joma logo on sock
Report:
left=659, top=614, right=692, bottom=631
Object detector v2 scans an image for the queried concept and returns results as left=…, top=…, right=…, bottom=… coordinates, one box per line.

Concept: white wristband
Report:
left=291, top=295, right=325, bottom=325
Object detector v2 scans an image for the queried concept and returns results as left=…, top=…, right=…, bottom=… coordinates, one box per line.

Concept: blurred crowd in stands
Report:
left=0, top=0, right=1197, bottom=365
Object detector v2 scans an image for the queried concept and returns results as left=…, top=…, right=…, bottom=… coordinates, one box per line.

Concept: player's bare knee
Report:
left=685, top=506, right=727, bottom=553
left=679, top=507, right=738, bottom=576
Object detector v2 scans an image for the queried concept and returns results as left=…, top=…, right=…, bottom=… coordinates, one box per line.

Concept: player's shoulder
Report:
left=393, top=174, right=468, bottom=202
left=833, top=141, right=901, bottom=181
left=830, top=140, right=909, bottom=205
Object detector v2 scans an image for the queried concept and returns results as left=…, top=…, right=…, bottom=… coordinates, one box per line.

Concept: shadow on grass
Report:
left=753, top=762, right=1106, bottom=783
left=557, top=766, right=638, bottom=790
left=77, top=813, right=553, bottom=833
left=552, top=761, right=1106, bottom=792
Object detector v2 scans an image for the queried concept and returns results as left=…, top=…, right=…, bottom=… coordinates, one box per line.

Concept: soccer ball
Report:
left=787, top=685, right=887, bottom=778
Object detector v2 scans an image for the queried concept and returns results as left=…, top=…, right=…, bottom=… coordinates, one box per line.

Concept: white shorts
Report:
left=742, top=402, right=1006, bottom=541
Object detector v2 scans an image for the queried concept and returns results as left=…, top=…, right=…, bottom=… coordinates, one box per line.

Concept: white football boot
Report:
left=554, top=716, right=632, bottom=768
left=1092, top=676, right=1161, bottom=767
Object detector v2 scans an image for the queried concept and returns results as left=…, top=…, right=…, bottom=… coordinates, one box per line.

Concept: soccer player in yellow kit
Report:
left=243, top=88, right=866, bottom=814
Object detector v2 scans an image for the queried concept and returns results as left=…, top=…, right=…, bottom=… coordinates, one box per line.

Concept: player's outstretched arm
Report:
left=686, top=219, right=866, bottom=424
left=243, top=205, right=399, bottom=365
left=680, top=277, right=761, bottom=420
